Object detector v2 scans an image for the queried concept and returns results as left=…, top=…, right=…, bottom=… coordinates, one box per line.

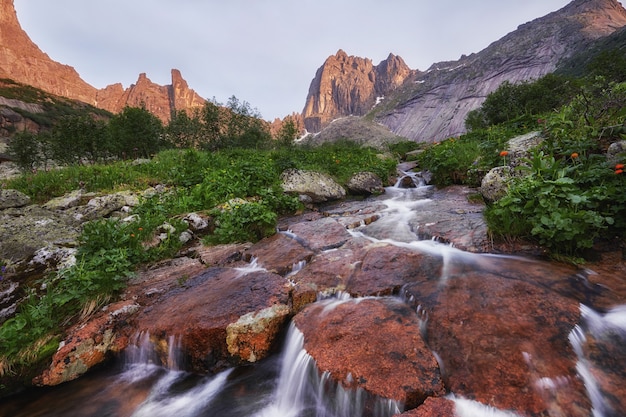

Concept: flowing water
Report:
left=2, top=172, right=625, bottom=417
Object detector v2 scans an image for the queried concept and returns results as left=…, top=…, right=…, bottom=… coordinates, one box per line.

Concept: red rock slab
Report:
left=294, top=296, right=445, bottom=409
left=131, top=267, right=291, bottom=373
left=348, top=244, right=442, bottom=296
left=288, top=216, right=352, bottom=251
left=243, top=232, right=314, bottom=276
left=33, top=300, right=138, bottom=386
left=404, top=268, right=589, bottom=416
left=394, top=396, right=455, bottom=416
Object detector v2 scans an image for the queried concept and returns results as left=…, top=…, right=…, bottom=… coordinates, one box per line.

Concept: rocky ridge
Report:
left=302, top=50, right=414, bottom=133
left=0, top=0, right=205, bottom=123
left=302, top=0, right=626, bottom=141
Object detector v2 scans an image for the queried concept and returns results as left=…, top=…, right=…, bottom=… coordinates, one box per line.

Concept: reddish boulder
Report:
left=394, top=396, right=455, bottom=416
left=131, top=267, right=291, bottom=373
left=402, top=256, right=590, bottom=416
left=33, top=300, right=138, bottom=386
left=348, top=244, right=442, bottom=296
left=288, top=216, right=352, bottom=251
left=294, top=296, right=445, bottom=409
left=244, top=232, right=314, bottom=275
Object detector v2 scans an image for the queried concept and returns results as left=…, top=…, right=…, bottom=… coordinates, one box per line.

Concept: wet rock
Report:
left=280, top=168, right=346, bottom=203
left=33, top=300, right=139, bottom=386
left=244, top=232, right=314, bottom=276
left=288, top=216, right=352, bottom=251
left=290, top=244, right=369, bottom=310
left=294, top=297, right=445, bottom=409
left=394, top=396, right=455, bottom=416
left=409, top=186, right=489, bottom=252
left=346, top=171, right=385, bottom=195
left=226, top=303, right=291, bottom=362
left=130, top=267, right=291, bottom=372
left=0, top=189, right=30, bottom=209
left=348, top=244, right=442, bottom=296
left=402, top=256, right=588, bottom=416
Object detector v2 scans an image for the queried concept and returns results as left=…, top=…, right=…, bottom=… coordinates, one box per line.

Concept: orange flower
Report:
left=571, top=152, right=579, bottom=159
left=616, top=169, right=624, bottom=175
left=616, top=163, right=625, bottom=170
left=499, top=151, right=509, bottom=157
left=131, top=233, right=135, bottom=238
left=138, top=227, right=143, bottom=231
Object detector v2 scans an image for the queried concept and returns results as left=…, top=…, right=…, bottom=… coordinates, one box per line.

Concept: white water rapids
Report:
left=3, top=174, right=624, bottom=417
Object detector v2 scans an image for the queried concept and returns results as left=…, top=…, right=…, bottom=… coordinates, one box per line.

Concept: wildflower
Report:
left=616, top=169, right=623, bottom=175
left=138, top=227, right=143, bottom=231
left=131, top=233, right=136, bottom=238
left=616, top=163, right=625, bottom=170
left=335, top=159, right=340, bottom=164
left=499, top=151, right=509, bottom=157
left=571, top=152, right=579, bottom=159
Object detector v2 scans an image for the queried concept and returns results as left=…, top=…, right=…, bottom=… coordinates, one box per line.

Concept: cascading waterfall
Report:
left=568, top=304, right=626, bottom=417
left=255, top=320, right=402, bottom=417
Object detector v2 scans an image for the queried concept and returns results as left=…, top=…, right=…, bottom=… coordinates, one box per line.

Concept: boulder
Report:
left=0, top=189, right=30, bottom=209
left=280, top=168, right=346, bottom=203
left=346, top=171, right=385, bottom=195
left=394, top=397, right=455, bottom=416
left=243, top=232, right=315, bottom=276
left=294, top=296, right=445, bottom=409
left=0, top=205, right=80, bottom=264
left=401, top=255, right=588, bottom=416
left=480, top=166, right=513, bottom=203
left=287, top=216, right=352, bottom=251
left=69, top=193, right=129, bottom=222
left=33, top=300, right=139, bottom=386
left=42, top=190, right=83, bottom=211
left=130, top=267, right=291, bottom=372
left=607, top=140, right=626, bottom=166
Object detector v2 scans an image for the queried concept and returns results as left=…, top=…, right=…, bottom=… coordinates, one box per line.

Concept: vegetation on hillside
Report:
left=413, top=50, right=626, bottom=256
left=0, top=137, right=395, bottom=385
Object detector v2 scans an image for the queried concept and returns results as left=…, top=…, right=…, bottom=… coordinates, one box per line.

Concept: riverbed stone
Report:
left=243, top=232, right=315, bottom=276
left=401, top=255, right=589, bottom=416
left=130, top=267, right=291, bottom=372
left=288, top=216, right=352, bottom=252
left=346, top=171, right=385, bottom=195
left=294, top=296, right=445, bottom=409
left=33, top=300, right=139, bottom=387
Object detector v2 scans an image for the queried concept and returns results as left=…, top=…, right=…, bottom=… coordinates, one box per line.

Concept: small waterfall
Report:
left=450, top=395, right=523, bottom=417
left=235, top=256, right=267, bottom=275
left=568, top=304, right=626, bottom=417
left=255, top=322, right=402, bottom=417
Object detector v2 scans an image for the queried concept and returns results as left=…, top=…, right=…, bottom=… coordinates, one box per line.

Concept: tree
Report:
left=109, top=106, right=164, bottom=159
left=7, top=130, right=42, bottom=171
left=51, top=115, right=111, bottom=164
left=275, top=116, right=299, bottom=147
left=166, top=109, right=203, bottom=149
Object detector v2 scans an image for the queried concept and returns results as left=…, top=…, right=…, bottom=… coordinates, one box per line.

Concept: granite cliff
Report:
left=0, top=0, right=205, bottom=123
left=302, top=50, right=414, bottom=133
left=303, top=0, right=626, bottom=141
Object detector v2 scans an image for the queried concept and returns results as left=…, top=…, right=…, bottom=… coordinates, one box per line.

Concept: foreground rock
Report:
left=128, top=267, right=291, bottom=372
left=294, top=297, right=445, bottom=409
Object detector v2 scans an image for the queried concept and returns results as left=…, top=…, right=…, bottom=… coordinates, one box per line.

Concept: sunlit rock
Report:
left=294, top=296, right=445, bottom=409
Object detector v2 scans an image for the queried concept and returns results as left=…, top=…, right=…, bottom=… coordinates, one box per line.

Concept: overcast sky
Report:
left=13, top=1, right=606, bottom=120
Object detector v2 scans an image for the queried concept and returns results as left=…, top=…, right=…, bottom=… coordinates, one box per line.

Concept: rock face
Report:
left=376, top=0, right=626, bottom=142
left=0, top=0, right=205, bottom=123
left=95, top=69, right=207, bottom=123
left=302, top=0, right=626, bottom=141
left=294, top=297, right=446, bottom=409
left=302, top=50, right=413, bottom=132
left=0, top=0, right=97, bottom=105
